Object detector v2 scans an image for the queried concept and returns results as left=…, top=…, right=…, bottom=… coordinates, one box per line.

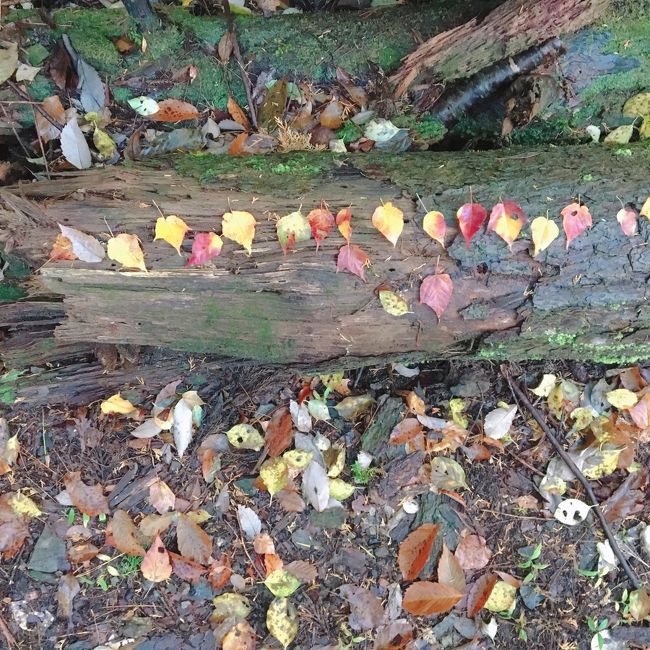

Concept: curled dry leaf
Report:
left=303, top=460, right=330, bottom=512
left=308, top=206, right=335, bottom=250
left=265, top=407, right=293, bottom=457
left=58, top=224, right=104, bottom=263
left=141, top=534, right=172, bottom=582
left=403, top=581, right=463, bottom=616
left=217, top=32, right=235, bottom=63
left=320, top=100, right=345, bottom=129
left=227, top=95, right=252, bottom=131
left=438, top=542, right=466, bottom=593
left=398, top=523, right=440, bottom=581
left=36, top=96, right=65, bottom=143
left=64, top=471, right=109, bottom=516
left=561, top=202, right=592, bottom=249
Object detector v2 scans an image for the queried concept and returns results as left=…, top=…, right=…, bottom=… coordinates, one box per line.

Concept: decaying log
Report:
left=2, top=145, right=650, bottom=390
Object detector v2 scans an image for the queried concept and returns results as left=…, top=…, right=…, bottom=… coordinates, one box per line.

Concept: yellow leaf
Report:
left=623, top=92, right=650, bottom=117
left=640, top=116, right=650, bottom=141
left=222, top=210, right=257, bottom=255
left=1, top=434, right=19, bottom=473
left=530, top=216, right=559, bottom=257
left=107, top=233, right=147, bottom=271
left=226, top=423, right=264, bottom=451
left=583, top=445, right=622, bottom=480
left=422, top=210, right=446, bottom=247
left=260, top=457, right=289, bottom=496
left=101, top=393, right=136, bottom=415
left=484, top=581, right=517, bottom=612
left=606, top=388, right=638, bottom=409
left=283, top=449, right=313, bottom=469
left=379, top=290, right=410, bottom=316
left=186, top=509, right=211, bottom=524
left=372, top=202, right=404, bottom=246
left=93, top=126, right=116, bottom=158
left=9, top=492, right=42, bottom=518
left=604, top=124, right=634, bottom=145
left=267, top=597, right=298, bottom=649
left=449, top=398, right=468, bottom=429
left=211, top=593, right=251, bottom=624
left=328, top=478, right=355, bottom=500
left=641, top=197, right=650, bottom=219
left=569, top=406, right=595, bottom=431
left=324, top=445, right=345, bottom=477
left=265, top=569, right=301, bottom=597
left=276, top=211, right=311, bottom=253
left=154, top=215, right=190, bottom=255
left=530, top=373, right=556, bottom=397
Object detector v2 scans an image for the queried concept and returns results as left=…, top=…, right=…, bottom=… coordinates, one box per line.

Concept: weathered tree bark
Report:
left=2, top=145, right=650, bottom=399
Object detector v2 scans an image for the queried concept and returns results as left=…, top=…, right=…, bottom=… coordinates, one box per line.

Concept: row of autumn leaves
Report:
left=52, top=197, right=650, bottom=320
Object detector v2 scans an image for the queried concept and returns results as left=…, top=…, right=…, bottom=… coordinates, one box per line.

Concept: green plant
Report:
left=0, top=369, right=24, bottom=405
left=351, top=461, right=377, bottom=485
left=587, top=616, right=608, bottom=650
left=517, top=543, right=549, bottom=583
left=614, top=588, right=631, bottom=618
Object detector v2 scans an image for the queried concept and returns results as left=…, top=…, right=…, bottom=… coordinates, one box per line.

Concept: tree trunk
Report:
left=3, top=145, right=650, bottom=390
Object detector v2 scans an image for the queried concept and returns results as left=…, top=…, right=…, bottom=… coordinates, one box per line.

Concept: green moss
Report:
left=336, top=121, right=363, bottom=144
left=392, top=114, right=447, bottom=144
left=163, top=6, right=227, bottom=46
left=144, top=27, right=184, bottom=62
left=546, top=332, right=578, bottom=347
left=27, top=43, right=50, bottom=67
left=509, top=116, right=577, bottom=146
left=27, top=75, right=57, bottom=102
left=111, top=87, right=134, bottom=104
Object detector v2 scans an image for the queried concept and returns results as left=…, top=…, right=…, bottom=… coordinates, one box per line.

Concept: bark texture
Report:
left=2, top=145, right=650, bottom=387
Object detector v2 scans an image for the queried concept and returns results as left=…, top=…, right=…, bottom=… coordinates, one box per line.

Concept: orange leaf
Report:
left=337, top=243, right=370, bottom=281
left=36, top=96, right=65, bottom=143
left=207, top=553, right=232, bottom=589
left=561, top=202, right=592, bottom=249
left=109, top=510, right=145, bottom=556
left=438, top=542, right=466, bottom=593
left=389, top=418, right=423, bottom=445
left=176, top=513, right=212, bottom=565
left=227, top=95, right=252, bottom=132
left=617, top=204, right=638, bottom=237
left=222, top=210, right=257, bottom=255
left=487, top=201, right=527, bottom=249
left=50, top=233, right=76, bottom=261
left=223, top=620, right=256, bottom=650
left=308, top=206, right=335, bottom=250
left=467, top=573, right=498, bottom=618
left=336, top=207, right=352, bottom=242
left=422, top=211, right=446, bottom=248
left=169, top=551, right=206, bottom=584
left=398, top=523, right=440, bottom=581
left=64, top=471, right=109, bottom=516
left=456, top=203, right=487, bottom=247
left=150, top=99, right=199, bottom=122
left=420, top=272, right=453, bottom=320
left=228, top=132, right=249, bottom=156
left=265, top=407, right=293, bottom=457
left=403, top=581, right=463, bottom=616
left=320, top=100, right=345, bottom=129
left=141, top=534, right=172, bottom=582
left=372, top=202, right=404, bottom=246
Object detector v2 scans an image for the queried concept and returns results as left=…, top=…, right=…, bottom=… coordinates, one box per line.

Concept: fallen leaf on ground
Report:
left=208, top=553, right=232, bottom=589
left=430, top=457, right=467, bottom=490
left=488, top=201, right=527, bottom=249
left=398, top=523, right=440, bottom=581
left=438, top=542, right=466, bottom=593
left=64, top=471, right=109, bottom=516
left=56, top=225, right=104, bottom=263
left=223, top=620, right=256, bottom=650
left=483, top=405, right=517, bottom=440
left=154, top=215, right=190, bottom=254
left=61, top=118, right=92, bottom=169
left=307, top=206, right=335, bottom=250
left=290, top=399, right=311, bottom=433
left=187, top=232, right=223, bottom=266
left=339, top=584, right=385, bottom=630
left=100, top=393, right=136, bottom=416
left=420, top=272, right=453, bottom=320
left=260, top=457, right=289, bottom=496
left=454, top=532, right=491, bottom=570
left=320, top=100, right=345, bottom=129
left=337, top=244, right=370, bottom=281
left=457, top=203, right=487, bottom=247
left=379, top=290, right=410, bottom=316
left=227, top=423, right=264, bottom=451
left=467, top=573, right=498, bottom=617
left=57, top=574, right=80, bottom=620
left=237, top=505, right=262, bottom=540
left=372, top=202, right=404, bottom=246
left=212, top=593, right=251, bottom=623
left=554, top=498, right=590, bottom=525
left=0, top=41, right=19, bottom=84
left=335, top=394, right=374, bottom=420
left=0, top=418, right=19, bottom=476
left=128, top=96, right=160, bottom=116
left=176, top=513, right=212, bottom=565
left=277, top=210, right=311, bottom=253
left=169, top=551, right=206, bottom=584
left=150, top=99, right=199, bottom=122
left=36, top=96, right=65, bottom=143
left=561, top=202, right=592, bottom=248
left=285, top=560, right=317, bottom=583
left=617, top=205, right=638, bottom=236
left=303, top=460, right=330, bottom=512
left=530, top=216, right=559, bottom=256
left=267, top=597, right=298, bottom=649
left=265, top=407, right=293, bottom=457
left=484, top=580, right=517, bottom=612
left=141, top=535, right=172, bottom=582
left=403, top=581, right=463, bottom=616
left=109, top=510, right=145, bottom=556
left=222, top=210, right=257, bottom=255
left=265, top=568, right=301, bottom=597
left=149, top=479, right=176, bottom=514
left=336, top=207, right=352, bottom=242
left=422, top=210, right=446, bottom=247
left=606, top=388, right=638, bottom=409
left=107, top=233, right=147, bottom=271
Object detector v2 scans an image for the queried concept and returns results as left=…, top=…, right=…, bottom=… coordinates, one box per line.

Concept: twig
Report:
left=0, top=614, right=16, bottom=650
left=30, top=104, right=51, bottom=180
left=221, top=0, right=258, bottom=130
left=504, top=369, right=641, bottom=590
left=6, top=80, right=64, bottom=131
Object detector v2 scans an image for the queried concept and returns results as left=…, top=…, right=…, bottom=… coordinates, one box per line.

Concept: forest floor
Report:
left=1, top=358, right=650, bottom=650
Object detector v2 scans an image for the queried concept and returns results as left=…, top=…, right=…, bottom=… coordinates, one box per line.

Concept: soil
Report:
left=1, top=358, right=648, bottom=650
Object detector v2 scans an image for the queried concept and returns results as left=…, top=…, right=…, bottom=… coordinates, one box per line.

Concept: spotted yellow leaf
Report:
left=154, top=215, right=190, bottom=255
left=379, top=289, right=410, bottom=316
left=226, top=423, right=264, bottom=451
left=222, top=210, right=256, bottom=255
left=484, top=581, right=517, bottom=612
left=267, top=597, right=298, bottom=649
left=530, top=216, right=559, bottom=257
left=107, top=233, right=147, bottom=271
left=623, top=92, right=650, bottom=117
left=283, top=449, right=313, bottom=470
left=260, top=457, right=289, bottom=496
left=372, top=202, right=404, bottom=246
left=265, top=569, right=301, bottom=597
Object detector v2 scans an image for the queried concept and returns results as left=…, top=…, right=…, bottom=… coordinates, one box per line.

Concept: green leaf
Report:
left=264, top=569, right=301, bottom=597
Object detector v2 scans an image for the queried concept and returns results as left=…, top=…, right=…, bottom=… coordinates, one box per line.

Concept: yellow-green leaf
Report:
left=276, top=210, right=311, bottom=253
left=154, top=215, right=190, bottom=255
left=604, top=124, right=634, bottom=145
left=328, top=478, right=355, bottom=501
left=606, top=388, right=638, bottom=409
left=93, top=126, right=116, bottom=158
left=211, top=593, right=251, bottom=624
left=379, top=290, right=410, bottom=316
left=260, top=457, right=289, bottom=496
left=267, top=597, right=298, bottom=649
left=449, top=398, right=468, bottom=429
left=264, top=569, right=301, bottom=597
left=9, top=492, right=42, bottom=518
left=107, top=233, right=147, bottom=271
left=226, top=423, right=264, bottom=451
left=283, top=449, right=313, bottom=470
left=623, top=92, right=650, bottom=117
left=484, top=581, right=517, bottom=612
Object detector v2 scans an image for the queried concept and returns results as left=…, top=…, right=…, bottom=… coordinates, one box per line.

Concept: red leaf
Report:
left=265, top=407, right=293, bottom=457
left=487, top=201, right=527, bottom=249
left=616, top=205, right=638, bottom=237
left=420, top=273, right=453, bottom=320
left=561, top=202, right=592, bottom=248
left=207, top=553, right=232, bottom=589
left=456, top=203, right=487, bottom=247
left=150, top=99, right=199, bottom=122
left=337, top=244, right=370, bottom=281
left=466, top=573, right=498, bottom=618
left=336, top=207, right=352, bottom=242
left=398, top=523, right=440, bottom=581
left=187, top=232, right=223, bottom=267
left=438, top=542, right=466, bottom=593
left=403, top=581, right=463, bottom=616
left=169, top=551, right=206, bottom=584
left=308, top=206, right=335, bottom=250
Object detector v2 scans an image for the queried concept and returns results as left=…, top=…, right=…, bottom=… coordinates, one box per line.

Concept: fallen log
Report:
left=2, top=145, right=650, bottom=384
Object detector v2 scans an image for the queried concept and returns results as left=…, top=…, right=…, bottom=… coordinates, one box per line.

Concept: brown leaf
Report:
left=265, top=407, right=293, bottom=457
left=454, top=532, right=491, bottom=571
left=176, top=513, right=212, bottom=565
left=64, top=471, right=109, bottom=516
left=208, top=553, right=232, bottom=589
left=67, top=542, right=100, bottom=563
left=373, top=621, right=414, bottom=650
left=149, top=479, right=176, bottom=514
left=285, top=559, right=317, bottom=583
left=141, top=534, right=172, bottom=582
left=438, top=542, right=466, bottom=593
left=139, top=512, right=176, bottom=543
left=169, top=551, right=207, bottom=584
left=254, top=532, right=276, bottom=555
left=466, top=573, right=498, bottom=618
left=276, top=489, right=305, bottom=512
left=320, top=100, right=345, bottom=129
left=57, top=574, right=80, bottom=620
left=258, top=79, right=288, bottom=131
left=602, top=469, right=648, bottom=524
left=403, top=581, right=463, bottom=616
left=217, top=31, right=235, bottom=64
left=222, top=620, right=256, bottom=650
left=389, top=418, right=423, bottom=445
left=196, top=434, right=226, bottom=483
left=109, top=510, right=145, bottom=556
left=0, top=518, right=29, bottom=560
left=36, top=96, right=65, bottom=143
left=228, top=95, right=252, bottom=132
left=150, top=99, right=199, bottom=122
left=339, top=585, right=385, bottom=631
left=398, top=523, right=440, bottom=581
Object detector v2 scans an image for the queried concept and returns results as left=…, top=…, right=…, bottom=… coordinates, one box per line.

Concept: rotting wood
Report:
left=2, top=145, right=650, bottom=396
